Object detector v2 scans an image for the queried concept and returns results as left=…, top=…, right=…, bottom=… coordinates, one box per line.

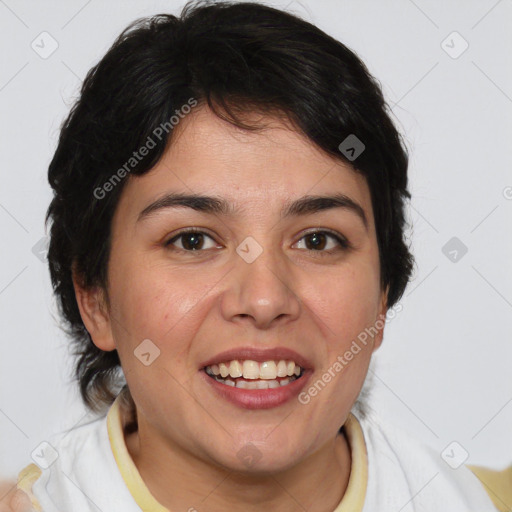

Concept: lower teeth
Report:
left=212, top=375, right=299, bottom=389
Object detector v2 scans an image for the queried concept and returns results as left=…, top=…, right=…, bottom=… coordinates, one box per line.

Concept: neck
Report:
left=125, top=417, right=352, bottom=512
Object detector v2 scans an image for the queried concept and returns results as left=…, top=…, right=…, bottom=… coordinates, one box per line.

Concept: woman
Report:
left=2, top=1, right=509, bottom=510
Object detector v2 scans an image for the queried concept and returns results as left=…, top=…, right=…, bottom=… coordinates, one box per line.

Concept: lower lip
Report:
left=200, top=369, right=312, bottom=410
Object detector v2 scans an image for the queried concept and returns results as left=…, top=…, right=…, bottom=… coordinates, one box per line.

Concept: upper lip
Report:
left=200, top=347, right=314, bottom=370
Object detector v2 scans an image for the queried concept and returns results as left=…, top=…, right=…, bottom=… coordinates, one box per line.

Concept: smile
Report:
left=201, top=360, right=310, bottom=409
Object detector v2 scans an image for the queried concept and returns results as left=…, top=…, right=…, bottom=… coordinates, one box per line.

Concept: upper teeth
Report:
left=206, top=360, right=302, bottom=380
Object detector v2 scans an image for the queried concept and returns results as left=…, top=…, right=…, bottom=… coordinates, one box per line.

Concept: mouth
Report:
left=198, top=348, right=313, bottom=409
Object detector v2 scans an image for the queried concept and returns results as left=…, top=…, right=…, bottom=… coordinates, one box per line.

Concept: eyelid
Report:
left=164, top=227, right=219, bottom=247
left=300, top=227, right=347, bottom=239
left=295, top=228, right=351, bottom=248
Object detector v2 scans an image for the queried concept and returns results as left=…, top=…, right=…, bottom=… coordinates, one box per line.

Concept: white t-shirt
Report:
left=16, top=394, right=498, bottom=511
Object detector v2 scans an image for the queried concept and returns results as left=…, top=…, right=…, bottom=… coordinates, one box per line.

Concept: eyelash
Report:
left=164, top=228, right=351, bottom=255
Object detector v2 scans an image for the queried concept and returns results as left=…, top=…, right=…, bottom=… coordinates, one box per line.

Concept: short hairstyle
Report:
left=46, top=0, right=414, bottom=412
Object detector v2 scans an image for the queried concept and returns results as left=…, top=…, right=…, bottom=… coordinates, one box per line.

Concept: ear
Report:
left=72, top=270, right=116, bottom=352
left=372, top=286, right=389, bottom=353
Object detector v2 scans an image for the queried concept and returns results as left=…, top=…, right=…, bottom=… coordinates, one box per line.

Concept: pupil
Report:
left=183, top=233, right=203, bottom=250
left=306, top=232, right=326, bottom=250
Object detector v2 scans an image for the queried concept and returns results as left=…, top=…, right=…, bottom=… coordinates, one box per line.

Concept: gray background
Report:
left=1, top=0, right=511, bottom=478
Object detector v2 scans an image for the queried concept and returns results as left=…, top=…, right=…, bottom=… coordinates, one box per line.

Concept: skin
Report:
left=75, top=105, right=388, bottom=512
left=0, top=482, right=34, bottom=512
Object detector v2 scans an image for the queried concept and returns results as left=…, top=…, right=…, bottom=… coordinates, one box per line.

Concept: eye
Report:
left=164, top=228, right=350, bottom=254
left=165, top=228, right=219, bottom=252
left=294, top=230, right=350, bottom=253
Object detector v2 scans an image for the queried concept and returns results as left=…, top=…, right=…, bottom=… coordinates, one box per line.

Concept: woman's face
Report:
left=83, top=105, right=387, bottom=472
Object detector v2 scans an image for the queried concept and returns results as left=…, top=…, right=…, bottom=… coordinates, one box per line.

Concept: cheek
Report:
left=307, top=265, right=381, bottom=340
left=107, top=265, right=208, bottom=397
left=108, top=257, right=215, bottom=348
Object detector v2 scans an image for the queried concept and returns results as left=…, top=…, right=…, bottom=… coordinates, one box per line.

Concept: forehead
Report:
left=119, top=106, right=373, bottom=222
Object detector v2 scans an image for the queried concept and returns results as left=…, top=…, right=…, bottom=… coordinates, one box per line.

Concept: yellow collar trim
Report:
left=107, top=395, right=168, bottom=511
left=333, top=413, right=368, bottom=512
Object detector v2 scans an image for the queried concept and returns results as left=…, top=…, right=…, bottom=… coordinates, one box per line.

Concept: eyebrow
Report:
left=137, top=192, right=368, bottom=230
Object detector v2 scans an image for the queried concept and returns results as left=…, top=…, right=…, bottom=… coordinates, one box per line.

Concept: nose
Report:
left=220, top=243, right=301, bottom=329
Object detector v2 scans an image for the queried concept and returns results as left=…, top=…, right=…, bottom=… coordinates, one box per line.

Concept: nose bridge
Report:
left=222, top=234, right=301, bottom=328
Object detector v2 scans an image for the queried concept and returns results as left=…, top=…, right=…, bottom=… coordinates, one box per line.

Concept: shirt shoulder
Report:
left=16, top=463, right=43, bottom=511
left=467, top=464, right=512, bottom=512
left=355, top=408, right=501, bottom=511
left=14, top=409, right=141, bottom=512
